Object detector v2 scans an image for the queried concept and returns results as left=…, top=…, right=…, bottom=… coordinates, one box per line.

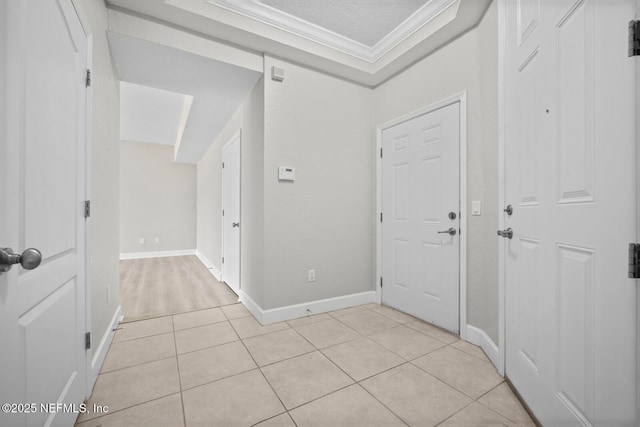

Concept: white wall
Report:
left=197, top=77, right=265, bottom=305
left=120, top=141, right=196, bottom=254
left=374, top=2, right=499, bottom=343
left=116, top=2, right=499, bottom=344
left=262, top=55, right=375, bottom=310
left=78, top=0, right=121, bottom=360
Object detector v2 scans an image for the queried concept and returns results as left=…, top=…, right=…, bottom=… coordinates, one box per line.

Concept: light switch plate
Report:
left=472, top=200, right=482, bottom=216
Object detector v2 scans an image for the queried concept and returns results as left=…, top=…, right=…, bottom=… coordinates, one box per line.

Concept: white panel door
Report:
left=222, top=134, right=241, bottom=295
left=0, top=1, right=88, bottom=426
left=382, top=103, right=460, bottom=332
left=503, top=0, right=637, bottom=424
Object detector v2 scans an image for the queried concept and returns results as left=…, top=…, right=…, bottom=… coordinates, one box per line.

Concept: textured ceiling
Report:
left=261, top=0, right=429, bottom=47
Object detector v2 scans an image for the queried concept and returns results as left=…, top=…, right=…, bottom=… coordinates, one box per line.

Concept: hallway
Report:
left=119, top=256, right=238, bottom=322
left=76, top=302, right=534, bottom=426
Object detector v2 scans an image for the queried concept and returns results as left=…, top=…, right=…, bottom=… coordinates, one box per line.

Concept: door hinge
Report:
left=85, top=332, right=91, bottom=350
left=380, top=277, right=383, bottom=288
left=85, top=69, right=92, bottom=87
left=222, top=162, right=225, bottom=168
left=629, top=20, right=640, bottom=57
left=222, top=210, right=224, bottom=216
left=84, top=200, right=91, bottom=218
left=380, top=148, right=383, bottom=158
left=629, top=243, right=640, bottom=278
left=380, top=212, right=383, bottom=223
left=222, top=257, right=224, bottom=264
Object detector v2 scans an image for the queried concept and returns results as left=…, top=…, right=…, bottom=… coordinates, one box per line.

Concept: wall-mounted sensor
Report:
left=278, top=166, right=295, bottom=181
left=271, top=66, right=284, bottom=82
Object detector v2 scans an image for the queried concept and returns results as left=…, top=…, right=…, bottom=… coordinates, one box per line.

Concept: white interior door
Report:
left=0, top=1, right=88, bottom=426
left=503, top=0, right=637, bottom=424
left=382, top=102, right=460, bottom=332
left=222, top=133, right=241, bottom=295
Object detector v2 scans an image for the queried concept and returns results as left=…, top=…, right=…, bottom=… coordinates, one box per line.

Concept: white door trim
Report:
left=496, top=0, right=507, bottom=377
left=636, top=1, right=640, bottom=420
left=375, top=92, right=468, bottom=340
left=221, top=130, right=241, bottom=290
left=71, top=0, right=94, bottom=397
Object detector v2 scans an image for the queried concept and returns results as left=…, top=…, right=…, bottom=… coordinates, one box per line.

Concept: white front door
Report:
left=222, top=133, right=241, bottom=295
left=382, top=102, right=460, bottom=332
left=0, top=1, right=89, bottom=426
left=503, top=0, right=637, bottom=424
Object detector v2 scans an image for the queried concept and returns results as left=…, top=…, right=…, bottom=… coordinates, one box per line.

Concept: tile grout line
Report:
left=432, top=399, right=477, bottom=427
left=351, top=360, right=413, bottom=427
left=303, top=334, right=410, bottom=426
left=178, top=366, right=259, bottom=393
left=174, top=323, right=241, bottom=357
left=446, top=342, right=494, bottom=364
left=248, top=411, right=294, bottom=427
left=171, top=315, right=188, bottom=427
left=227, top=316, right=291, bottom=424
left=77, top=394, right=184, bottom=425
left=329, top=307, right=412, bottom=339
left=408, top=352, right=502, bottom=402
left=473, top=381, right=523, bottom=424
left=100, top=354, right=177, bottom=375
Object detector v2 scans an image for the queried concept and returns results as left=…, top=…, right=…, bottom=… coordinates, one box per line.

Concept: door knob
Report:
left=437, top=228, right=457, bottom=236
left=504, top=205, right=513, bottom=215
left=497, top=228, right=513, bottom=239
left=232, top=222, right=240, bottom=228
left=0, top=247, right=42, bottom=273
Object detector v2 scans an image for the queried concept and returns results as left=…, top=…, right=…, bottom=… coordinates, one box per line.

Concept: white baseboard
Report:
left=238, top=290, right=378, bottom=325
left=195, top=250, right=221, bottom=281
left=466, top=324, right=500, bottom=372
left=89, top=305, right=122, bottom=393
left=119, top=249, right=196, bottom=260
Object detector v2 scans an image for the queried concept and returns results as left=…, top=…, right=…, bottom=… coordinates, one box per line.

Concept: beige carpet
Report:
left=119, top=255, right=238, bottom=322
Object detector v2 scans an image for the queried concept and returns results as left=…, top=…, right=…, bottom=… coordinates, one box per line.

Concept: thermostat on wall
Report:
left=278, top=166, right=295, bottom=181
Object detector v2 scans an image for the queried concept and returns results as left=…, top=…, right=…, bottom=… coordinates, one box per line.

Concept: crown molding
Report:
left=207, top=0, right=458, bottom=63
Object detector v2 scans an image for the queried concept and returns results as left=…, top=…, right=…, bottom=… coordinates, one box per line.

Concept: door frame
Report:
left=70, top=0, right=94, bottom=398
left=221, top=130, right=241, bottom=291
left=375, top=92, right=468, bottom=340
left=636, top=0, right=640, bottom=420
left=496, top=0, right=507, bottom=377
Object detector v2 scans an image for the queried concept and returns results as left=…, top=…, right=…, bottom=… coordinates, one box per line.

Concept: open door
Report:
left=0, top=1, right=89, bottom=425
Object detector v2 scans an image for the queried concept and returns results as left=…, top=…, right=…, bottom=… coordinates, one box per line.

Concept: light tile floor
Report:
left=76, top=303, right=536, bottom=427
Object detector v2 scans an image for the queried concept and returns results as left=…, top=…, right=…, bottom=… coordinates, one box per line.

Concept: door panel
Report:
left=382, top=102, right=460, bottom=332
left=222, top=134, right=241, bottom=295
left=504, top=0, right=637, bottom=424
left=0, top=0, right=88, bottom=426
